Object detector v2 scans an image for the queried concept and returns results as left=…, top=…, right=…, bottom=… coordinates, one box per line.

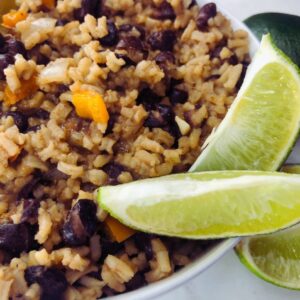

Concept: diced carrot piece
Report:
left=72, top=90, right=109, bottom=124
left=2, top=10, right=27, bottom=28
left=104, top=216, right=136, bottom=243
left=42, top=0, right=56, bottom=9
left=4, top=76, right=38, bottom=106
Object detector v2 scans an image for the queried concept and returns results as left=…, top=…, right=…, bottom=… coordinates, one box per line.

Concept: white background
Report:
left=157, top=1, right=300, bottom=299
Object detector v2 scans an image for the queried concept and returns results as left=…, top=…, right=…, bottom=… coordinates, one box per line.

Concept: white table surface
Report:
left=156, top=1, right=300, bottom=300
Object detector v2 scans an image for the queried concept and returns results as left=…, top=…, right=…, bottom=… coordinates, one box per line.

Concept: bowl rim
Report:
left=105, top=1, right=260, bottom=299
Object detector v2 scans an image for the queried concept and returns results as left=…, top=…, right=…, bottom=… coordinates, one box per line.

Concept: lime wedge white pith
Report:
left=236, top=165, right=300, bottom=290
left=190, top=34, right=300, bottom=172
left=98, top=171, right=300, bottom=239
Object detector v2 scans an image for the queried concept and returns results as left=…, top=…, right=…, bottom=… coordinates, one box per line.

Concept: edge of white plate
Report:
left=105, top=2, right=260, bottom=300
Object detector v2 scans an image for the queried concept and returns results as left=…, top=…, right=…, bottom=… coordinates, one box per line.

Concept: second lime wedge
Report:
left=190, top=34, right=300, bottom=172
left=98, top=171, right=300, bottom=239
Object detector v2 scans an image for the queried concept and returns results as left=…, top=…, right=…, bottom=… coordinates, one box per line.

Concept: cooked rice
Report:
left=0, top=0, right=249, bottom=298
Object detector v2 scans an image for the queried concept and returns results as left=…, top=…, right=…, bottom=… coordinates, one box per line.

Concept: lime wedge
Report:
left=236, top=225, right=300, bottom=290
left=98, top=171, right=300, bottom=239
left=190, top=34, right=300, bottom=172
left=236, top=165, right=300, bottom=290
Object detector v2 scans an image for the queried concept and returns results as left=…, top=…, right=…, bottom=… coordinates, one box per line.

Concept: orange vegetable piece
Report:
left=42, top=0, right=56, bottom=9
left=104, top=216, right=136, bottom=243
left=2, top=10, right=27, bottom=28
left=72, top=90, right=109, bottom=124
left=4, top=76, right=38, bottom=106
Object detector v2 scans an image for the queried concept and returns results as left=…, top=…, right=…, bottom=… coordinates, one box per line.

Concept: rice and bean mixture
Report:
left=0, top=0, right=249, bottom=298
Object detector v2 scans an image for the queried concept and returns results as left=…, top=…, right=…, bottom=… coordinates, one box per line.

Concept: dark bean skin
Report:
left=144, top=104, right=174, bottom=128
left=99, top=21, right=119, bottom=47
left=25, top=266, right=68, bottom=300
left=115, top=53, right=135, bottom=66
left=62, top=199, right=98, bottom=247
left=29, top=46, right=50, bottom=65
left=55, top=19, right=68, bottom=26
left=148, top=30, right=177, bottom=51
left=155, top=51, right=175, bottom=65
left=21, top=198, right=40, bottom=223
left=116, top=36, right=148, bottom=64
left=74, top=0, right=98, bottom=22
left=6, top=111, right=29, bottom=133
left=102, top=162, right=125, bottom=184
left=17, top=175, right=41, bottom=201
left=104, top=113, right=117, bottom=135
left=126, top=272, right=146, bottom=291
left=42, top=167, right=69, bottom=182
left=25, top=108, right=50, bottom=120
left=170, top=88, right=188, bottom=104
left=100, top=236, right=123, bottom=261
left=152, top=1, right=176, bottom=20
left=134, top=233, right=154, bottom=260
left=0, top=223, right=36, bottom=254
left=0, top=34, right=5, bottom=50
left=228, top=54, right=239, bottom=65
left=136, top=88, right=161, bottom=111
left=196, top=3, right=217, bottom=30
left=119, top=24, right=146, bottom=40
left=5, top=37, right=27, bottom=58
left=210, top=38, right=227, bottom=59
left=0, top=53, right=14, bottom=80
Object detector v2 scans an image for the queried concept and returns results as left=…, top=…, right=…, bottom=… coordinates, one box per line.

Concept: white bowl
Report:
left=107, top=2, right=259, bottom=299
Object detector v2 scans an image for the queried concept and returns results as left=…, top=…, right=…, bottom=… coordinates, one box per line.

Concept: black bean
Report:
left=188, top=0, right=196, bottom=8
left=102, top=285, right=118, bottom=296
left=115, top=53, right=135, bottom=66
left=62, top=199, right=98, bottom=247
left=228, top=54, right=239, bottom=65
left=21, top=199, right=40, bottom=223
left=210, top=39, right=227, bottom=59
left=102, top=162, right=125, bottom=184
left=205, top=74, right=220, bottom=81
left=27, top=125, right=41, bottom=132
left=26, top=108, right=50, bottom=120
left=134, top=233, right=153, bottom=260
left=99, top=21, right=119, bottom=47
left=6, top=111, right=29, bottom=133
left=116, top=36, right=148, bottom=64
left=104, top=113, right=117, bottom=135
left=144, top=104, right=174, bottom=129
left=6, top=37, right=27, bottom=58
left=125, top=272, right=146, bottom=291
left=164, top=121, right=181, bottom=147
left=55, top=19, right=68, bottom=26
left=74, top=0, right=98, bottom=22
left=29, top=46, right=50, bottom=65
left=119, top=24, right=146, bottom=40
left=17, top=175, right=41, bottom=201
left=155, top=51, right=175, bottom=65
left=196, top=3, right=217, bottom=30
left=148, top=30, right=177, bottom=51
left=152, top=1, right=176, bottom=20
left=0, top=34, right=5, bottom=50
left=80, top=182, right=98, bottom=192
left=170, top=88, right=188, bottom=104
left=100, top=237, right=123, bottom=260
left=0, top=53, right=14, bottom=80
left=136, top=88, right=161, bottom=111
left=236, top=62, right=249, bottom=89
left=25, top=266, right=68, bottom=300
left=42, top=167, right=69, bottom=182
left=0, top=223, right=36, bottom=254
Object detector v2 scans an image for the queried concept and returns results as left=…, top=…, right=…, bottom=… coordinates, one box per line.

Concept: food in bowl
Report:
left=0, top=0, right=249, bottom=298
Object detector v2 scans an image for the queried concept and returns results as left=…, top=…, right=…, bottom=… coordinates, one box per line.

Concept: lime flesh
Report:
left=98, top=171, right=300, bottom=239
left=236, top=165, right=300, bottom=290
left=190, top=34, right=300, bottom=172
